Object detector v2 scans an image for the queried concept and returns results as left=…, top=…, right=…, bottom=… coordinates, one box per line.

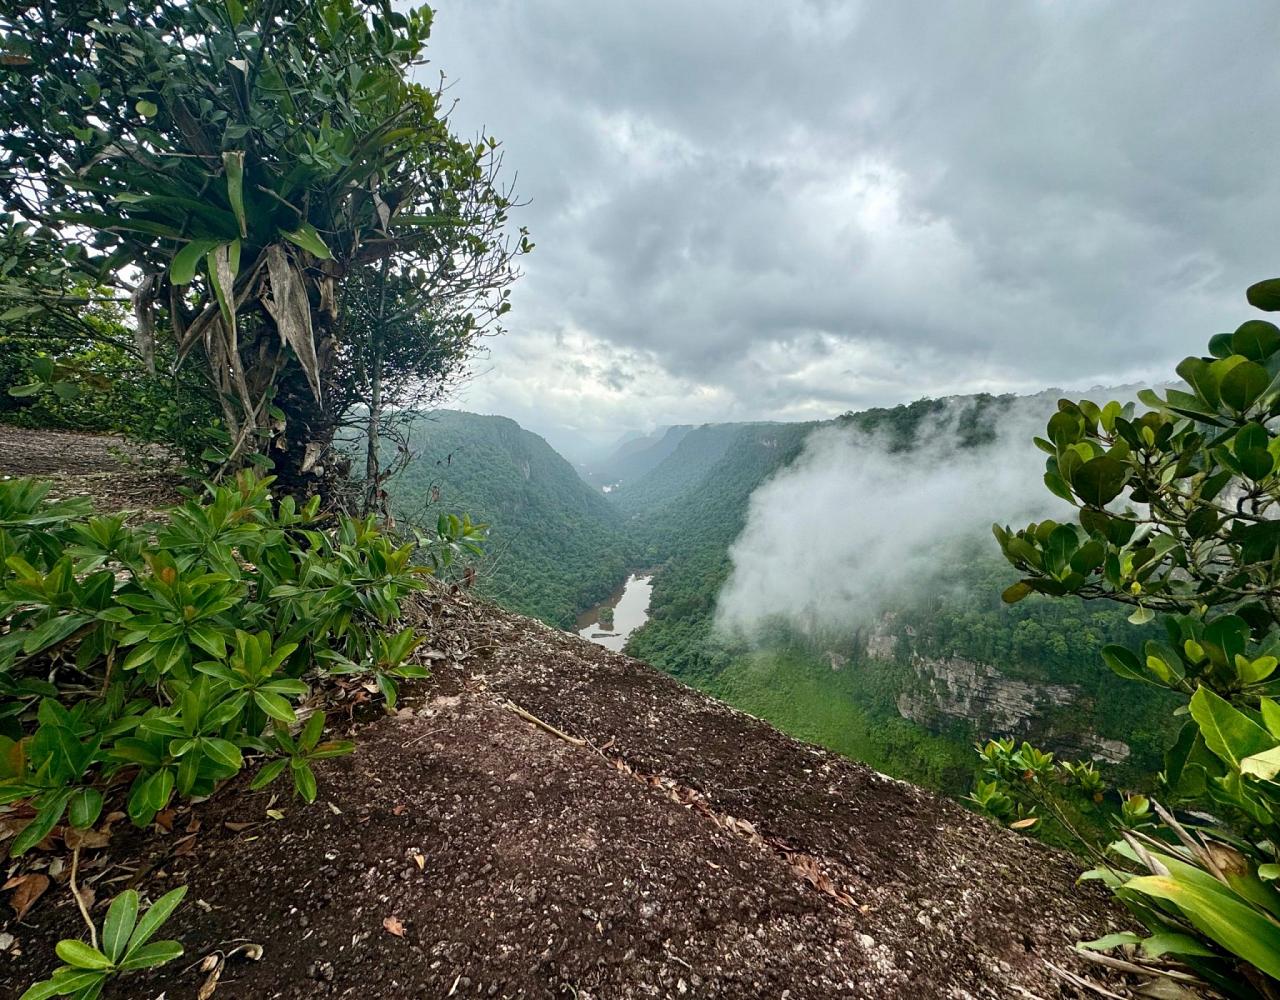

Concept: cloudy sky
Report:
left=422, top=1, right=1280, bottom=459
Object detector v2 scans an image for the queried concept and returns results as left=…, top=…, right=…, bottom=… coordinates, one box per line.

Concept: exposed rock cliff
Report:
left=896, top=655, right=1131, bottom=763
left=867, top=615, right=1131, bottom=763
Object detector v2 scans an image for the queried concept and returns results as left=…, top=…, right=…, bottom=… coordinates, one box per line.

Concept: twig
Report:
left=1043, top=960, right=1129, bottom=999
left=399, top=727, right=445, bottom=749
left=502, top=700, right=587, bottom=747
left=69, top=844, right=97, bottom=950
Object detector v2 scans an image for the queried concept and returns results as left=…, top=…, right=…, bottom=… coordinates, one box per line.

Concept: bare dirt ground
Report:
left=0, top=427, right=1134, bottom=999
left=0, top=425, right=184, bottom=510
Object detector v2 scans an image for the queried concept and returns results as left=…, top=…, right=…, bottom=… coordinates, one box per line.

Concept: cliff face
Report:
left=866, top=618, right=1131, bottom=763
left=896, top=655, right=1131, bottom=763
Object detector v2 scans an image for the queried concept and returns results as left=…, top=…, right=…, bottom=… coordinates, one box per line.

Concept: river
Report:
left=576, top=573, right=654, bottom=652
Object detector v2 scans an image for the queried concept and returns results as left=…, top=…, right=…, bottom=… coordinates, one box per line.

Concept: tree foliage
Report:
left=992, top=281, right=1280, bottom=995
left=387, top=410, right=632, bottom=628
left=0, top=0, right=525, bottom=488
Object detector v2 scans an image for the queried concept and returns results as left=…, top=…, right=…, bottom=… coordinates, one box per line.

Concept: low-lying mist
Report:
left=713, top=395, right=1080, bottom=641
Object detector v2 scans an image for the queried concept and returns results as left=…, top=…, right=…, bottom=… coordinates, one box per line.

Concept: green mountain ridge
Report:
left=391, top=410, right=633, bottom=627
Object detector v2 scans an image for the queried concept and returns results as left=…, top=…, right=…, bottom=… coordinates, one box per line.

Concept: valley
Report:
left=386, top=397, right=1177, bottom=800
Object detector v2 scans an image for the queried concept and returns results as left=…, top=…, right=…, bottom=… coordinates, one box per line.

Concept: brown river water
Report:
left=575, top=573, right=654, bottom=652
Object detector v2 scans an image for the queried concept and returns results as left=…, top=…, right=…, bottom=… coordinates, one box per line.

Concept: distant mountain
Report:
left=391, top=410, right=633, bottom=628
left=583, top=424, right=693, bottom=491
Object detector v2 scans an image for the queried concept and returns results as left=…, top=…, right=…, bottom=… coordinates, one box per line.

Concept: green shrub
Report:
left=989, top=281, right=1280, bottom=994
left=0, top=471, right=474, bottom=852
left=21, top=886, right=187, bottom=1000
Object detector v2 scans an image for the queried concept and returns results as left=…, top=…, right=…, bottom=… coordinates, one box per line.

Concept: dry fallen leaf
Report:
left=224, top=821, right=253, bottom=832
left=4, top=873, right=50, bottom=920
left=196, top=955, right=224, bottom=999
left=63, top=828, right=110, bottom=850
left=412, top=853, right=425, bottom=870
left=383, top=915, right=405, bottom=937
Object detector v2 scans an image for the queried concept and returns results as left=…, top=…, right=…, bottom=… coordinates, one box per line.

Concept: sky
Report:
left=422, top=1, right=1280, bottom=460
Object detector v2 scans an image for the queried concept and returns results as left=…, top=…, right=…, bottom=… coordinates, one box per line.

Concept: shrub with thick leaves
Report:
left=20, top=886, right=187, bottom=1000
left=990, top=278, right=1280, bottom=995
left=0, top=471, right=483, bottom=854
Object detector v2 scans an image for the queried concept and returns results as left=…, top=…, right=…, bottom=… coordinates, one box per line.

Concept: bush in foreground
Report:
left=0, top=471, right=479, bottom=851
left=986, top=279, right=1280, bottom=995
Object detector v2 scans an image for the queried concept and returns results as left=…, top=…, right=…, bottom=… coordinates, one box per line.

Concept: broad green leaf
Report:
left=1232, top=320, right=1280, bottom=360
left=1102, top=644, right=1152, bottom=684
left=1077, top=931, right=1141, bottom=952
left=68, top=787, right=103, bottom=830
left=1140, top=932, right=1219, bottom=958
left=1071, top=456, right=1127, bottom=507
left=202, top=737, right=243, bottom=770
left=249, top=757, right=287, bottom=789
left=1261, top=698, right=1280, bottom=738
left=144, top=768, right=174, bottom=812
left=1220, top=358, right=1270, bottom=412
left=223, top=151, right=246, bottom=238
left=300, top=710, right=325, bottom=751
left=124, top=886, right=188, bottom=957
left=102, top=889, right=139, bottom=963
left=1238, top=654, right=1279, bottom=685
left=1190, top=686, right=1274, bottom=769
left=169, top=239, right=221, bottom=285
left=1177, top=356, right=1221, bottom=407
left=19, top=970, right=105, bottom=1000
left=1240, top=745, right=1280, bottom=781
left=22, top=613, right=92, bottom=655
left=1001, top=581, right=1032, bottom=604
left=55, top=939, right=112, bottom=970
left=280, top=222, right=332, bottom=260
left=1126, top=874, right=1280, bottom=980
left=309, top=740, right=355, bottom=759
left=11, top=788, right=73, bottom=856
left=253, top=689, right=296, bottom=723
left=292, top=760, right=317, bottom=802
left=118, top=939, right=183, bottom=971
left=1247, top=277, right=1280, bottom=312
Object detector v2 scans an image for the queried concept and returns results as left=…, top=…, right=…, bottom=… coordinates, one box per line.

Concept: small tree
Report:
left=0, top=0, right=526, bottom=491
left=993, top=278, right=1280, bottom=994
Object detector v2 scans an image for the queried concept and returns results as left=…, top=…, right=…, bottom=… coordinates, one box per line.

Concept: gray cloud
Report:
left=423, top=1, right=1280, bottom=445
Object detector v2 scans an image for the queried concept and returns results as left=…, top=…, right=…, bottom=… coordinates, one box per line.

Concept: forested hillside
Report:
left=622, top=397, right=1177, bottom=789
left=391, top=411, right=635, bottom=627
left=393, top=399, right=1176, bottom=797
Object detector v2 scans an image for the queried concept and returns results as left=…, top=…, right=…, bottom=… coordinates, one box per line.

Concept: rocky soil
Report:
left=0, top=426, right=1136, bottom=998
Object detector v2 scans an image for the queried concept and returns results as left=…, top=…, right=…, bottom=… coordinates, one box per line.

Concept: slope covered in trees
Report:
left=390, top=410, right=634, bottom=627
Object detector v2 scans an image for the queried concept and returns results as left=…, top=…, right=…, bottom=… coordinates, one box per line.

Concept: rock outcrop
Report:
left=896, top=655, right=1131, bottom=763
